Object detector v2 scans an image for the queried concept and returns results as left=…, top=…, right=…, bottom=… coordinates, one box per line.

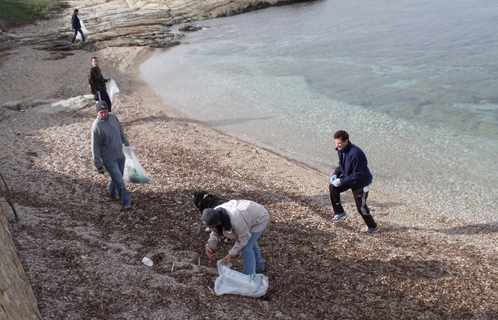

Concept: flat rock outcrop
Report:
left=0, top=0, right=314, bottom=53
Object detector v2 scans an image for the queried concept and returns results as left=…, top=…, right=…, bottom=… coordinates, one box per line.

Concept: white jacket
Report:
left=206, top=200, right=269, bottom=256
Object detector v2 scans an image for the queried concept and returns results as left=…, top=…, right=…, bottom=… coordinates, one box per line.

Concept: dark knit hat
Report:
left=96, top=101, right=108, bottom=112
left=201, top=208, right=221, bottom=226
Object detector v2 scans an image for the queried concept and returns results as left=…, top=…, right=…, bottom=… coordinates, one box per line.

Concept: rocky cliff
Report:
left=1, top=201, right=42, bottom=320
left=0, top=0, right=312, bottom=52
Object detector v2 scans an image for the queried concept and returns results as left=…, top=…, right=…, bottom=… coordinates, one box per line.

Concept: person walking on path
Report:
left=91, top=101, right=132, bottom=211
left=201, top=200, right=269, bottom=275
left=329, top=130, right=379, bottom=233
left=71, top=9, right=86, bottom=44
left=88, top=57, right=113, bottom=112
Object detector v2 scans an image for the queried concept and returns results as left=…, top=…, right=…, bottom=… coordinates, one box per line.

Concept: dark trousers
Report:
left=71, top=29, right=85, bottom=43
left=95, top=90, right=112, bottom=112
left=329, top=183, right=377, bottom=228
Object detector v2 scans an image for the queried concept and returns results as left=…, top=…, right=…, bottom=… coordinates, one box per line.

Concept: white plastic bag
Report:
left=75, top=20, right=89, bottom=41
left=123, top=146, right=150, bottom=183
left=214, top=261, right=268, bottom=297
left=106, top=79, right=120, bottom=102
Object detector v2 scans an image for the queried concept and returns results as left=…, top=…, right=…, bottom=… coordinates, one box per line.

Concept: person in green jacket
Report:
left=88, top=57, right=113, bottom=112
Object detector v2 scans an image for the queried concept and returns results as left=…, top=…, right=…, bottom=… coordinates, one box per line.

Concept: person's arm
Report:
left=333, top=166, right=342, bottom=178
left=88, top=69, right=96, bottom=94
left=91, top=126, right=103, bottom=169
left=333, top=152, right=342, bottom=177
left=221, top=253, right=232, bottom=266
left=97, top=69, right=106, bottom=85
left=228, top=230, right=252, bottom=256
left=116, top=117, right=130, bottom=146
left=206, top=229, right=220, bottom=253
left=205, top=247, right=215, bottom=258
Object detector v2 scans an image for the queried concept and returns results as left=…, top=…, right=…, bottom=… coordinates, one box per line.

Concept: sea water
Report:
left=140, top=0, right=498, bottom=223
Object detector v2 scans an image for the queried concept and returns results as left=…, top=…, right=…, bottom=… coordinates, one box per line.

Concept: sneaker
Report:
left=124, top=204, right=132, bottom=212
left=331, top=212, right=347, bottom=223
left=360, top=226, right=380, bottom=233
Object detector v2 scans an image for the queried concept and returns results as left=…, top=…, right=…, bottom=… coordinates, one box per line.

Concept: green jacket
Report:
left=88, top=66, right=107, bottom=94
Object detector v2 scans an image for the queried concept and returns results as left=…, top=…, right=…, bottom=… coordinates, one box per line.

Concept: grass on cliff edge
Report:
left=0, top=0, right=68, bottom=30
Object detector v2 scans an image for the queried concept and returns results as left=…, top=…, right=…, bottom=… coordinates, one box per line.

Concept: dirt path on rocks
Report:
left=1, top=1, right=498, bottom=319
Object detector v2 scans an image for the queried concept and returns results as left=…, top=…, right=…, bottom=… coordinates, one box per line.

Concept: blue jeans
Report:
left=242, top=230, right=264, bottom=275
left=94, top=90, right=112, bottom=113
left=103, top=155, right=130, bottom=206
left=71, top=29, right=85, bottom=43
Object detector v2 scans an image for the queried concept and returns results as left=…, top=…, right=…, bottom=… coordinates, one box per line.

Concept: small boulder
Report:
left=2, top=101, right=26, bottom=111
left=30, top=99, right=59, bottom=108
left=34, top=95, right=94, bottom=114
left=179, top=24, right=202, bottom=32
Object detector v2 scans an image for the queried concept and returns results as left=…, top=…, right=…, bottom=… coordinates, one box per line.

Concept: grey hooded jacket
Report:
left=91, top=113, right=130, bottom=168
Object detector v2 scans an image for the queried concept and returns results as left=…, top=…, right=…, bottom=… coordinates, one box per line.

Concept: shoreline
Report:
left=1, top=1, right=498, bottom=318
left=138, top=15, right=498, bottom=232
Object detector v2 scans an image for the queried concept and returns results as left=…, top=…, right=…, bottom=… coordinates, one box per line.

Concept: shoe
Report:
left=124, top=204, right=132, bottom=212
left=331, top=212, right=347, bottom=223
left=360, top=226, right=380, bottom=233
left=106, top=193, right=119, bottom=200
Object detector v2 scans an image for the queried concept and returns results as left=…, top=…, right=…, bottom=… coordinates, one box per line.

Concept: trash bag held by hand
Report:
left=76, top=20, right=89, bottom=41
left=123, top=146, right=150, bottom=183
left=214, top=260, right=268, bottom=297
left=106, top=79, right=120, bottom=103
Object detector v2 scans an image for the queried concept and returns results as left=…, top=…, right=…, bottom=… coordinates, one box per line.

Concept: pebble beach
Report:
left=1, top=1, right=497, bottom=318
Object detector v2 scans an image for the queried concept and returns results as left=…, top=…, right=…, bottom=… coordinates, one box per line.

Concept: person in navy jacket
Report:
left=329, top=130, right=379, bottom=233
left=71, top=9, right=86, bottom=44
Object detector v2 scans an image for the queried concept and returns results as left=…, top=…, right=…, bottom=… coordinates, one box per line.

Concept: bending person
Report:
left=201, top=200, right=269, bottom=275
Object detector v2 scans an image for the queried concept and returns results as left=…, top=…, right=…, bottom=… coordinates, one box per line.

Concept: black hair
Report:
left=334, top=130, right=349, bottom=141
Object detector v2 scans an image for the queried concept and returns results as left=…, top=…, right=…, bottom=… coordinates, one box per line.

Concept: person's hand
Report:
left=97, top=167, right=106, bottom=174
left=331, top=178, right=342, bottom=187
left=205, top=247, right=214, bottom=258
left=330, top=175, right=337, bottom=184
left=221, top=254, right=232, bottom=266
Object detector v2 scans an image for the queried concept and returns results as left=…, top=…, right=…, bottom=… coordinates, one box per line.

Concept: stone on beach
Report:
left=33, top=95, right=94, bottom=114
left=2, top=100, right=26, bottom=111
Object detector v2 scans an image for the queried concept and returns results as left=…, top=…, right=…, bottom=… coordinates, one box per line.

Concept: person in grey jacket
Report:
left=91, top=101, right=132, bottom=211
left=201, top=200, right=269, bottom=275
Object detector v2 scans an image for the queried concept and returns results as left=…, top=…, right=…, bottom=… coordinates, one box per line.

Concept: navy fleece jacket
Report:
left=71, top=13, right=81, bottom=30
left=333, top=141, right=373, bottom=188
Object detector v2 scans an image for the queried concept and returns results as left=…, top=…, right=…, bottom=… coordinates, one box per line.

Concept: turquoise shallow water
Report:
left=141, top=0, right=498, bottom=222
